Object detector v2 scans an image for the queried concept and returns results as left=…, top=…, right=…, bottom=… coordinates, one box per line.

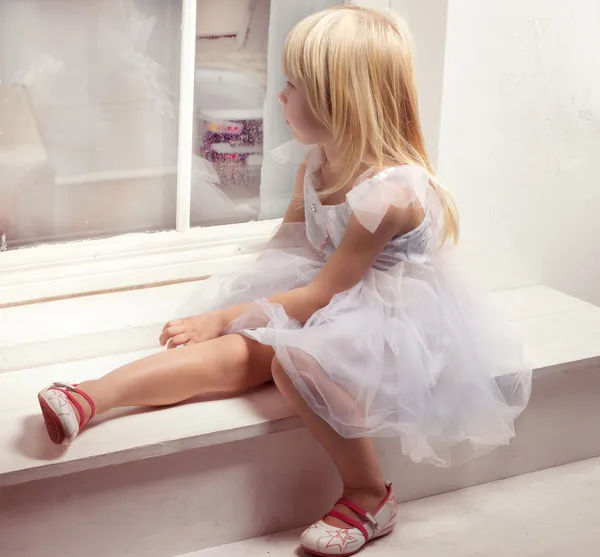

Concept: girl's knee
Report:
left=271, top=357, right=284, bottom=385
left=271, top=356, right=282, bottom=373
left=221, top=334, right=253, bottom=367
left=220, top=335, right=272, bottom=390
left=271, top=357, right=297, bottom=399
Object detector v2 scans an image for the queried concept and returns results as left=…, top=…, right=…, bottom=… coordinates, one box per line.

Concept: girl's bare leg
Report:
left=271, top=358, right=388, bottom=527
left=70, top=334, right=274, bottom=421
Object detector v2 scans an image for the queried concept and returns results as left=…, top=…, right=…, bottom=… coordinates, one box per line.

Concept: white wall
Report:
left=391, top=0, right=448, bottom=165
left=437, top=0, right=600, bottom=304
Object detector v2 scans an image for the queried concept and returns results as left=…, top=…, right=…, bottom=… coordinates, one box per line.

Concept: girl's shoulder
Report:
left=349, top=164, right=431, bottom=205
left=346, top=164, right=432, bottom=234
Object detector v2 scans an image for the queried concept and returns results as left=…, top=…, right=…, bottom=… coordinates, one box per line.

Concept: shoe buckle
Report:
left=365, top=512, right=378, bottom=529
left=53, top=382, right=74, bottom=391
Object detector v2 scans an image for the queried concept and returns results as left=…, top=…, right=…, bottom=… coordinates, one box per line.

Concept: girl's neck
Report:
left=321, top=143, right=379, bottom=178
left=321, top=143, right=342, bottom=167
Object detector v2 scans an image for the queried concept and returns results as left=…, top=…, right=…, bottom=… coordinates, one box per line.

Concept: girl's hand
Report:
left=159, top=311, right=229, bottom=349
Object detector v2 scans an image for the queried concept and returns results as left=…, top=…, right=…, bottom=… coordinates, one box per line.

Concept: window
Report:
left=0, top=0, right=183, bottom=249
left=192, top=0, right=271, bottom=227
left=0, top=0, right=385, bottom=304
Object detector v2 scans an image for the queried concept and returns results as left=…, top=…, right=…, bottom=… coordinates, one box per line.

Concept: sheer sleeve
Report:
left=346, top=165, right=432, bottom=233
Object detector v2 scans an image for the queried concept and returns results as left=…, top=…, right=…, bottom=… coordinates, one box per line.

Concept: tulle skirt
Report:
left=182, top=224, right=532, bottom=467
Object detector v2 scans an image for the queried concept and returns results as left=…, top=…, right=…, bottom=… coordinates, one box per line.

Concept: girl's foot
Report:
left=38, top=383, right=96, bottom=445
left=325, top=485, right=389, bottom=529
left=300, top=483, right=397, bottom=556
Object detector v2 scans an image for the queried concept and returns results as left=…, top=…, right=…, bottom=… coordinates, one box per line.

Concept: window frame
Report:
left=0, top=0, right=391, bottom=307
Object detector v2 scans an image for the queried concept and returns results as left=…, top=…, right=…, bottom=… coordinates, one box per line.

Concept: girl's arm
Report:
left=160, top=162, right=305, bottom=348
left=220, top=203, right=421, bottom=325
left=160, top=166, right=423, bottom=348
left=160, top=203, right=421, bottom=348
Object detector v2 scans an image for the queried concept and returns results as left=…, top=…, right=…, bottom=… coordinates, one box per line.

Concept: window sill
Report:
left=0, top=219, right=279, bottom=307
left=0, top=356, right=298, bottom=488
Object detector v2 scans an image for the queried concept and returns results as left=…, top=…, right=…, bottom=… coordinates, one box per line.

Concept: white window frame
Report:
left=0, top=0, right=391, bottom=307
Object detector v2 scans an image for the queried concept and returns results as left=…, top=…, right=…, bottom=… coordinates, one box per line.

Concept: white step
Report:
left=0, top=360, right=299, bottom=487
left=187, top=457, right=600, bottom=557
left=1, top=285, right=599, bottom=488
left=0, top=283, right=596, bottom=374
left=1, top=286, right=599, bottom=557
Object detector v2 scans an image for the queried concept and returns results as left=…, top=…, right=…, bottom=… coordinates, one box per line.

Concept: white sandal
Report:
left=38, top=382, right=96, bottom=445
left=301, top=483, right=398, bottom=556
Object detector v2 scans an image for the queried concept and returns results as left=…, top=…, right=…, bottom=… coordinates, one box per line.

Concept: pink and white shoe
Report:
left=300, top=483, right=398, bottom=556
left=38, top=382, right=96, bottom=445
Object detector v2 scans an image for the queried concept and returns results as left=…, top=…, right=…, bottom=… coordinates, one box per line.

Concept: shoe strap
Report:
left=52, top=383, right=96, bottom=426
left=325, top=510, right=370, bottom=541
left=337, top=498, right=378, bottom=528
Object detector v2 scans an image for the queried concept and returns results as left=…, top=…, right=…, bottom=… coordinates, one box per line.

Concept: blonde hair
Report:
left=283, top=5, right=459, bottom=244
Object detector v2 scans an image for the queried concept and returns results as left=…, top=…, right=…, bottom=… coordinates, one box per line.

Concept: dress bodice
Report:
left=303, top=147, right=435, bottom=269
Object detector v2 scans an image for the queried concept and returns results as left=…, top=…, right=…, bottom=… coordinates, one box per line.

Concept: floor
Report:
left=191, top=457, right=600, bottom=557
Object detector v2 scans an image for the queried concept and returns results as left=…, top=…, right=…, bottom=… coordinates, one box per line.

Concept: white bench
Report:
left=1, top=284, right=599, bottom=557
left=1, top=284, right=599, bottom=488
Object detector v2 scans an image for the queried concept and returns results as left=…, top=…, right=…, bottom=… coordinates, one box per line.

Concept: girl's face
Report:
left=278, top=77, right=331, bottom=145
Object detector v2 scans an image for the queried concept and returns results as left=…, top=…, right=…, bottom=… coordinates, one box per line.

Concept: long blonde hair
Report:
left=283, top=5, right=459, bottom=244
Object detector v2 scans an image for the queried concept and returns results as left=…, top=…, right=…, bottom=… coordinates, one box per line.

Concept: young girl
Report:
left=38, top=6, right=531, bottom=556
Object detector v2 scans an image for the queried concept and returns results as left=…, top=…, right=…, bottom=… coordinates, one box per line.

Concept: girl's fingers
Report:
left=167, top=333, right=191, bottom=350
left=162, top=319, right=183, bottom=334
left=159, top=325, right=185, bottom=346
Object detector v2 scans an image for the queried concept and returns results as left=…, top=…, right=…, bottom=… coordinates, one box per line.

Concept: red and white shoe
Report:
left=300, top=483, right=398, bottom=556
left=38, top=382, right=96, bottom=445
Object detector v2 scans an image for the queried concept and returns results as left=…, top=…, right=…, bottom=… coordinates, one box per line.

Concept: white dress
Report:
left=186, top=145, right=532, bottom=467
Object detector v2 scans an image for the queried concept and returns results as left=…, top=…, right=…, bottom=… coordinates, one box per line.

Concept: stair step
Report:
left=187, top=457, right=600, bottom=557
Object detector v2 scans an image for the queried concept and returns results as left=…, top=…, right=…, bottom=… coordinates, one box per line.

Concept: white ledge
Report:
left=0, top=350, right=300, bottom=488
left=0, top=285, right=599, bottom=488
left=0, top=219, right=279, bottom=307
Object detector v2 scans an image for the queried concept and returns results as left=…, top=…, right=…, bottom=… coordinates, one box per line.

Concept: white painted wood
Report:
left=3, top=361, right=600, bottom=557
left=1, top=283, right=597, bottom=373
left=0, top=367, right=299, bottom=487
left=1, top=345, right=599, bottom=554
left=0, top=219, right=279, bottom=306
left=0, top=282, right=201, bottom=370
left=0, top=427, right=342, bottom=557
left=175, top=0, right=198, bottom=233
left=1, top=286, right=599, bottom=491
left=186, top=458, right=600, bottom=557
